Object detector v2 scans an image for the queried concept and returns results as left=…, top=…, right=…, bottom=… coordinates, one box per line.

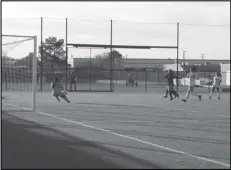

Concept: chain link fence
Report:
left=2, top=17, right=230, bottom=93
left=13, top=67, right=227, bottom=93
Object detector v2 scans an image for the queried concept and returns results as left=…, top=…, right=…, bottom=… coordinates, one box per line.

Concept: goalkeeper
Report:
left=51, top=77, right=70, bottom=103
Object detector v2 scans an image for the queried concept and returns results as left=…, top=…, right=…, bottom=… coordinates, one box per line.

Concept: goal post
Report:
left=2, top=35, right=37, bottom=111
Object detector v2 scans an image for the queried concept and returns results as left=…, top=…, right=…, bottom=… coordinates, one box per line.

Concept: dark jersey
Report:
left=164, top=74, right=178, bottom=86
left=70, top=77, right=76, bottom=83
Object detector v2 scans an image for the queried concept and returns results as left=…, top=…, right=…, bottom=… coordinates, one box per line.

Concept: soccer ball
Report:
left=62, top=90, right=68, bottom=95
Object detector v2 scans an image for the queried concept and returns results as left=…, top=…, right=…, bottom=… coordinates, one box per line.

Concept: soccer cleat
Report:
left=198, top=95, right=202, bottom=101
left=209, top=96, right=211, bottom=100
left=65, top=99, right=70, bottom=103
left=169, top=98, right=173, bottom=101
left=175, top=94, right=180, bottom=98
left=182, top=99, right=187, bottom=103
left=163, top=96, right=167, bottom=98
left=218, top=97, right=220, bottom=100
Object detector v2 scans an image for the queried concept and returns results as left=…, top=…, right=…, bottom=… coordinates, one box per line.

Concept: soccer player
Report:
left=70, top=75, right=77, bottom=91
left=209, top=72, right=222, bottom=100
left=182, top=66, right=202, bottom=103
left=128, top=74, right=133, bottom=83
left=163, top=69, right=180, bottom=100
left=51, top=77, right=70, bottom=103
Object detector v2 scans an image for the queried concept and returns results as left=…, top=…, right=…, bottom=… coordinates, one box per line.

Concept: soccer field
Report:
left=2, top=91, right=230, bottom=169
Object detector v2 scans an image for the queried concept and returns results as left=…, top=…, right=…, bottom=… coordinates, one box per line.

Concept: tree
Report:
left=38, top=36, right=66, bottom=62
left=14, top=52, right=39, bottom=68
left=2, top=55, right=14, bottom=65
left=99, top=50, right=124, bottom=70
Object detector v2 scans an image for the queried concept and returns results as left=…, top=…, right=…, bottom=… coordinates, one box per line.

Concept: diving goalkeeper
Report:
left=51, top=77, right=70, bottom=103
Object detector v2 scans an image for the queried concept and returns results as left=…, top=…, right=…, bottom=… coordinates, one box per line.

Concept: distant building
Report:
left=72, top=57, right=230, bottom=83
left=73, top=58, right=99, bottom=68
left=37, top=59, right=71, bottom=83
left=176, top=59, right=230, bottom=65
left=73, top=57, right=230, bottom=69
left=220, top=63, right=230, bottom=86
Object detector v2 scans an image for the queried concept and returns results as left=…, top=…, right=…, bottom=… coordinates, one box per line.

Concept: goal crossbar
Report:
left=3, top=38, right=34, bottom=46
left=2, top=34, right=36, bottom=38
left=67, top=43, right=178, bottom=49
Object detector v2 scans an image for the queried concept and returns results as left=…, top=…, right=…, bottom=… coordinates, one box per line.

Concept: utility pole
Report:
left=201, top=53, right=204, bottom=60
left=183, top=50, right=186, bottom=61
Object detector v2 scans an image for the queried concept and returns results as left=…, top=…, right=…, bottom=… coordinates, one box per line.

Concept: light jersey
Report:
left=213, top=76, right=222, bottom=87
left=187, top=72, right=198, bottom=86
left=51, top=82, right=63, bottom=93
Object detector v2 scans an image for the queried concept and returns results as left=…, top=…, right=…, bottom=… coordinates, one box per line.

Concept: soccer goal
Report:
left=2, top=35, right=37, bottom=111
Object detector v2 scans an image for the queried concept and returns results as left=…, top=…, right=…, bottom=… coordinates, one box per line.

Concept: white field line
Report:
left=4, top=103, right=230, bottom=168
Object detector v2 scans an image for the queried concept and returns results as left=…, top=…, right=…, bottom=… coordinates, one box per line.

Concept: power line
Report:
left=113, top=20, right=177, bottom=25
left=180, top=23, right=230, bottom=27
left=2, top=17, right=230, bottom=26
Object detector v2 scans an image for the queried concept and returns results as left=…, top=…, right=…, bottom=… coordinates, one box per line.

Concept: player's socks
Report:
left=198, top=95, right=202, bottom=101
left=64, top=97, right=70, bottom=103
left=174, top=93, right=179, bottom=98
left=164, top=89, right=168, bottom=98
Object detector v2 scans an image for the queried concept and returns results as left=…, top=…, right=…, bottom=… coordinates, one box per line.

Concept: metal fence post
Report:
left=157, top=71, right=159, bottom=84
left=65, top=18, right=68, bottom=91
left=145, top=69, right=147, bottom=92
left=208, top=72, right=211, bottom=92
left=89, top=48, right=92, bottom=90
left=40, top=17, right=43, bottom=91
left=110, top=20, right=113, bottom=92
left=176, top=22, right=180, bottom=92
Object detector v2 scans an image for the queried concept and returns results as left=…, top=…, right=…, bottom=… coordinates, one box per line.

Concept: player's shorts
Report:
left=187, top=86, right=194, bottom=92
left=70, top=80, right=76, bottom=84
left=211, top=86, right=220, bottom=92
left=52, top=90, right=65, bottom=97
left=168, top=84, right=174, bottom=91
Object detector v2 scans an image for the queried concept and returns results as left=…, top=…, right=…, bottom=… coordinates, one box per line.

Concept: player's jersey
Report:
left=165, top=74, right=174, bottom=86
left=70, top=77, right=76, bottom=83
left=128, top=75, right=133, bottom=81
left=51, top=82, right=63, bottom=93
left=212, top=76, right=222, bottom=87
left=187, top=72, right=198, bottom=86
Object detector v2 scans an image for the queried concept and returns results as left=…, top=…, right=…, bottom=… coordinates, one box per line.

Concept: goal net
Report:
left=2, top=35, right=37, bottom=111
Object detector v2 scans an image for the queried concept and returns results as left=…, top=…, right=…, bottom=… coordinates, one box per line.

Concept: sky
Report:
left=2, top=2, right=230, bottom=65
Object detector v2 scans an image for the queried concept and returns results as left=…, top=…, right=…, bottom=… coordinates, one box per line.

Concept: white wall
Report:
left=220, top=63, right=230, bottom=86
left=226, top=70, right=230, bottom=86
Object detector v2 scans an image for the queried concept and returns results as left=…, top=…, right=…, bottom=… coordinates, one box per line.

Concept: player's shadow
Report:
left=2, top=113, right=162, bottom=169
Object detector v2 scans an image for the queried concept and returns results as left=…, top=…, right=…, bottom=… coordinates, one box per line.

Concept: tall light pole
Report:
left=183, top=50, right=186, bottom=61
